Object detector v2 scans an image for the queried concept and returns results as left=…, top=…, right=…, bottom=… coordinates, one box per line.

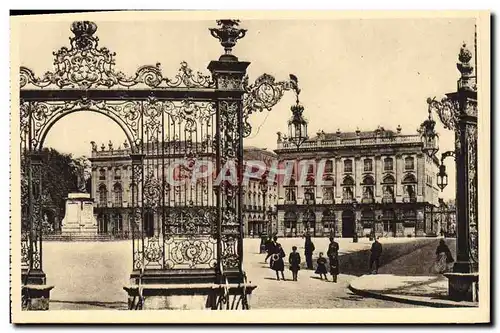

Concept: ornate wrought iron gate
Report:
left=19, top=19, right=298, bottom=309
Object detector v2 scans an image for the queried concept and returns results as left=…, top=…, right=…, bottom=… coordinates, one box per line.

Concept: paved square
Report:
left=44, top=237, right=426, bottom=310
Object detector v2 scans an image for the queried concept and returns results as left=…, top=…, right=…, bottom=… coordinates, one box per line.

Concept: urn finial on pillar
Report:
left=209, top=19, right=247, bottom=61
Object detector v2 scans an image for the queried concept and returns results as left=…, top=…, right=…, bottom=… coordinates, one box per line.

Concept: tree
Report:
left=21, top=148, right=79, bottom=232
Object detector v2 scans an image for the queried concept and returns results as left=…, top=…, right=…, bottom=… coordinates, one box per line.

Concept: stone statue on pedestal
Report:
left=70, top=156, right=92, bottom=193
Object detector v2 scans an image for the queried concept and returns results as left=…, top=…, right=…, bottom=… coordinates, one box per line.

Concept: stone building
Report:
left=274, top=105, right=441, bottom=238
left=89, top=142, right=277, bottom=238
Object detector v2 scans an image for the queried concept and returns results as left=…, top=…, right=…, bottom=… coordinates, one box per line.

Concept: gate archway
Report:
left=19, top=19, right=299, bottom=310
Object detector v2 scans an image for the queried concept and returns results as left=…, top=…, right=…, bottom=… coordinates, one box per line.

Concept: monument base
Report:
left=444, top=272, right=479, bottom=302
left=61, top=193, right=98, bottom=236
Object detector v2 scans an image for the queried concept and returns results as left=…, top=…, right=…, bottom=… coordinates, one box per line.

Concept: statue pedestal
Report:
left=61, top=193, right=98, bottom=236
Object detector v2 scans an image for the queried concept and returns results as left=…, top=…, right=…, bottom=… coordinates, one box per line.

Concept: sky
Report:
left=17, top=17, right=477, bottom=200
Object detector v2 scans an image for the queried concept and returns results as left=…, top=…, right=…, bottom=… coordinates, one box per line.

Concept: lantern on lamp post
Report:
left=437, top=164, right=448, bottom=191
left=419, top=100, right=440, bottom=159
left=287, top=102, right=308, bottom=148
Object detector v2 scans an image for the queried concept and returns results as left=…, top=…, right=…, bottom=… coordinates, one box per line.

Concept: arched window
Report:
left=113, top=183, right=123, bottom=207
left=362, top=175, right=375, bottom=185
left=402, top=173, right=417, bottom=184
left=342, top=175, right=355, bottom=202
left=344, top=159, right=353, bottom=173
left=342, top=176, right=355, bottom=186
left=384, top=157, right=393, bottom=171
left=383, top=174, right=396, bottom=184
left=361, top=176, right=375, bottom=203
left=364, top=158, right=373, bottom=172
left=98, top=184, right=107, bottom=206
left=405, top=156, right=415, bottom=170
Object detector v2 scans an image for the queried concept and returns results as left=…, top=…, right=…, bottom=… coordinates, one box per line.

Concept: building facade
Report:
left=89, top=142, right=277, bottom=238
left=274, top=120, right=441, bottom=238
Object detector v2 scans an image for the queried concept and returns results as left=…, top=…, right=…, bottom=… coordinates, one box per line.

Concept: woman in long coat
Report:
left=271, top=243, right=286, bottom=281
left=434, top=239, right=454, bottom=273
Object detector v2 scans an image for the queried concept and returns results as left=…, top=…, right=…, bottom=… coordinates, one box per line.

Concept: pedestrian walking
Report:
left=271, top=243, right=286, bottom=281
left=327, top=237, right=340, bottom=283
left=304, top=234, right=315, bottom=270
left=288, top=246, right=301, bottom=281
left=433, top=239, right=454, bottom=274
left=315, top=252, right=328, bottom=280
left=265, top=236, right=278, bottom=264
left=369, top=237, right=383, bottom=274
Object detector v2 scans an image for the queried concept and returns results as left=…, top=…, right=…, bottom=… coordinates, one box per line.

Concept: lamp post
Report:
left=259, top=176, right=268, bottom=253
left=419, top=40, right=478, bottom=301
left=352, top=199, right=358, bottom=243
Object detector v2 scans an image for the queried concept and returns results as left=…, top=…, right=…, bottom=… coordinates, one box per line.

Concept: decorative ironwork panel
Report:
left=466, top=123, right=478, bottom=263
left=131, top=99, right=218, bottom=270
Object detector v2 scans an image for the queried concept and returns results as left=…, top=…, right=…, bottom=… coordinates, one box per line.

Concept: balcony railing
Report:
left=382, top=197, right=396, bottom=204
left=361, top=197, right=375, bottom=204
left=284, top=200, right=297, bottom=205
left=403, top=196, right=417, bottom=203
left=277, top=134, right=421, bottom=150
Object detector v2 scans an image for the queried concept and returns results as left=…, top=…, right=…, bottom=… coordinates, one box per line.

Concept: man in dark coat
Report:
left=369, top=237, right=383, bottom=274
left=327, top=237, right=340, bottom=282
left=304, top=234, right=315, bottom=270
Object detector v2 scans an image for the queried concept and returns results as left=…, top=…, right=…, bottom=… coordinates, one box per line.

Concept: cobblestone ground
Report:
left=44, top=237, right=424, bottom=310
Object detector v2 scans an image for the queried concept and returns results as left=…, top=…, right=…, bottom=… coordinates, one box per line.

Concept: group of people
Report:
left=262, top=233, right=455, bottom=284
left=263, top=235, right=343, bottom=282
left=263, top=234, right=386, bottom=281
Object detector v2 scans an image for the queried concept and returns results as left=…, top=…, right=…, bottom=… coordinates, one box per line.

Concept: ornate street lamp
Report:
left=286, top=102, right=308, bottom=148
left=419, top=101, right=440, bottom=158
left=259, top=175, right=269, bottom=239
left=419, top=39, right=478, bottom=302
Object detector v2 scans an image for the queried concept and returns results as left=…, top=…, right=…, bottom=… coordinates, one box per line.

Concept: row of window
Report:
left=300, top=156, right=415, bottom=175
left=98, top=168, right=125, bottom=180
left=285, top=184, right=416, bottom=203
